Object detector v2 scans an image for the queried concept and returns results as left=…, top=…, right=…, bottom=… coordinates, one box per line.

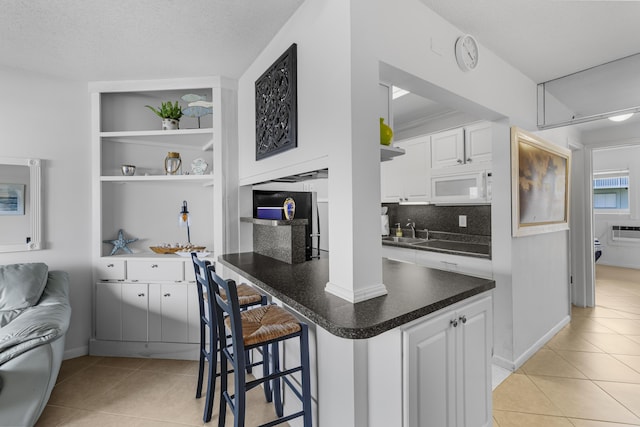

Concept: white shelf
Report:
left=101, top=128, right=214, bottom=151
left=381, top=145, right=406, bottom=162
left=101, top=174, right=213, bottom=184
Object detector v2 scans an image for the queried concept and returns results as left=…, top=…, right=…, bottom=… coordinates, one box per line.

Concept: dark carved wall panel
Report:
left=255, top=43, right=298, bottom=160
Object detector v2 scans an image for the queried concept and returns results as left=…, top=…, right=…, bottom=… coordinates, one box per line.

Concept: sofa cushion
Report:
left=0, top=263, right=49, bottom=311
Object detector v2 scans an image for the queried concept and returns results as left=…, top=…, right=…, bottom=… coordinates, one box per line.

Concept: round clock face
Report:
left=455, top=35, right=479, bottom=72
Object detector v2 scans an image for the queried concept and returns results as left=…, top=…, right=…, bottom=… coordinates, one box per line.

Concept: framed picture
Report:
left=0, top=183, right=25, bottom=216
left=511, top=127, right=571, bottom=237
left=255, top=43, right=298, bottom=160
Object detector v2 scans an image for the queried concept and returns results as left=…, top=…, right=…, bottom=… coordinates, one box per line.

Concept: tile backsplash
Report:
left=383, top=203, right=491, bottom=236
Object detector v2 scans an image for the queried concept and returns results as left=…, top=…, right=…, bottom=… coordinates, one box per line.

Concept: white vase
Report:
left=162, top=118, right=179, bottom=130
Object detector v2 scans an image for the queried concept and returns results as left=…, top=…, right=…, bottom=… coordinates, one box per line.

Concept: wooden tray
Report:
left=149, top=246, right=206, bottom=254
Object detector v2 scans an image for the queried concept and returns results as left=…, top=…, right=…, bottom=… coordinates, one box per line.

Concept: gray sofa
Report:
left=0, top=263, right=72, bottom=427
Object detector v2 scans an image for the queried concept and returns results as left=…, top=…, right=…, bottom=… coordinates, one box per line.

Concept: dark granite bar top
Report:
left=218, top=252, right=495, bottom=339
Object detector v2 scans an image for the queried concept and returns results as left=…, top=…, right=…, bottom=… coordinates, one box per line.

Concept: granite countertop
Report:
left=218, top=252, right=495, bottom=339
left=382, top=230, right=491, bottom=259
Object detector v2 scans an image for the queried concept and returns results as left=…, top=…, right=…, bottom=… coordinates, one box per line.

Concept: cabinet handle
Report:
left=466, top=158, right=472, bottom=163
left=137, top=293, right=145, bottom=297
left=151, top=264, right=159, bottom=268
left=450, top=319, right=458, bottom=327
left=107, top=263, right=114, bottom=268
left=457, top=159, right=463, bottom=164
left=459, top=315, right=467, bottom=324
left=163, top=293, right=171, bottom=297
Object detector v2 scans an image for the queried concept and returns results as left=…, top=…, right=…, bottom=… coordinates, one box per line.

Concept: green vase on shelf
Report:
left=380, top=117, right=393, bottom=146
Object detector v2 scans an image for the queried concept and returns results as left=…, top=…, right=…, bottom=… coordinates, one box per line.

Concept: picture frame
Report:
left=255, top=43, right=298, bottom=160
left=511, top=127, right=571, bottom=237
left=0, top=183, right=25, bottom=215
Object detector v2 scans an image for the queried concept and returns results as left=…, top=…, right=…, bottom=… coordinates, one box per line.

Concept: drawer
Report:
left=96, top=259, right=126, bottom=281
left=127, top=260, right=184, bottom=281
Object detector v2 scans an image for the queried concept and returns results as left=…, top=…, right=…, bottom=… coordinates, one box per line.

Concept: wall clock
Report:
left=455, top=34, right=479, bottom=72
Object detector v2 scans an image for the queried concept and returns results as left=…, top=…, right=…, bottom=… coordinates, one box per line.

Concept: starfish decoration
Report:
left=103, top=229, right=138, bottom=255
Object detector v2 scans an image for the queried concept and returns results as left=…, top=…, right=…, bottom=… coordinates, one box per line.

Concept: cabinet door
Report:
left=95, top=282, right=122, bottom=341
left=381, top=151, right=406, bottom=203
left=121, top=283, right=148, bottom=341
left=381, top=137, right=429, bottom=203
left=464, top=123, right=492, bottom=165
left=160, top=283, right=189, bottom=343
left=456, top=296, right=492, bottom=427
left=187, top=282, right=201, bottom=344
left=403, top=137, right=430, bottom=201
left=431, top=128, right=464, bottom=169
left=404, top=309, right=457, bottom=427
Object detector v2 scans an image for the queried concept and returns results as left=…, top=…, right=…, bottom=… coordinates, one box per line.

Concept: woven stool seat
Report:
left=221, top=283, right=263, bottom=306
left=225, top=304, right=302, bottom=347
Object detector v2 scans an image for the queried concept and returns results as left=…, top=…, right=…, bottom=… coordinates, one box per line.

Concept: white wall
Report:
left=237, top=0, right=573, bottom=371
left=0, top=65, right=92, bottom=358
left=592, top=145, right=640, bottom=268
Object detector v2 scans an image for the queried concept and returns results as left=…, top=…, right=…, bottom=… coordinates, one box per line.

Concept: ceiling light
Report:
left=608, top=113, right=633, bottom=122
left=392, top=86, right=409, bottom=100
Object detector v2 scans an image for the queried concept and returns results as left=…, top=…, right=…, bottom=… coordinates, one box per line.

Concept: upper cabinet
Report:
left=431, top=122, right=492, bottom=171
left=381, top=135, right=430, bottom=203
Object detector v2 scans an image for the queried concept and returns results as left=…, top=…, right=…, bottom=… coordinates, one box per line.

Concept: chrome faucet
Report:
left=406, top=220, right=416, bottom=238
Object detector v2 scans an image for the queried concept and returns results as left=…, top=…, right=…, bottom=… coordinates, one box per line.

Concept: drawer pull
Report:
left=138, top=293, right=145, bottom=297
left=163, top=293, right=171, bottom=297
left=450, top=319, right=458, bottom=328
left=107, top=263, right=114, bottom=268
left=459, top=315, right=467, bottom=324
left=151, top=264, right=159, bottom=268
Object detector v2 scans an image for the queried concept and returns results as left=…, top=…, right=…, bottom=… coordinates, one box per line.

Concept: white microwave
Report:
left=431, top=170, right=492, bottom=204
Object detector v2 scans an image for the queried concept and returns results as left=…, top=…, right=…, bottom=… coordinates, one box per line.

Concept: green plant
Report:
left=145, top=101, right=183, bottom=120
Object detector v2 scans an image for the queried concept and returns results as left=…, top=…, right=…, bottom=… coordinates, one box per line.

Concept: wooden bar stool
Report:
left=208, top=265, right=313, bottom=427
left=190, top=254, right=268, bottom=423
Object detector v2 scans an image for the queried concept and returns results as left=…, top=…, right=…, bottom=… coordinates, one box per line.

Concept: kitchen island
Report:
left=217, top=252, right=495, bottom=427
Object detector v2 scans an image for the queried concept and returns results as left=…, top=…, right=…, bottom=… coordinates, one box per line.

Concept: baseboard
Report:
left=89, top=339, right=199, bottom=360
left=513, top=315, right=571, bottom=369
left=64, top=345, right=89, bottom=360
left=491, top=314, right=571, bottom=371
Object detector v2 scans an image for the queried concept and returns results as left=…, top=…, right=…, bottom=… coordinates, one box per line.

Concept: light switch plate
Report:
left=459, top=215, right=467, bottom=227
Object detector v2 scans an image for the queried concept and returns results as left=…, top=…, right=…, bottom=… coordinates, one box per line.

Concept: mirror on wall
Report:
left=0, top=157, right=42, bottom=252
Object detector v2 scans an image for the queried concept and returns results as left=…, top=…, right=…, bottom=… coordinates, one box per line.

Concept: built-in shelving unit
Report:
left=89, top=76, right=238, bottom=359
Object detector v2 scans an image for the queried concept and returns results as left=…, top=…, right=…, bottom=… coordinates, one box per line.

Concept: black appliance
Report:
left=253, top=190, right=319, bottom=260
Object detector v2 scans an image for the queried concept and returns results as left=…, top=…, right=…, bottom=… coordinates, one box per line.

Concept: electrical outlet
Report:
left=459, top=215, right=467, bottom=227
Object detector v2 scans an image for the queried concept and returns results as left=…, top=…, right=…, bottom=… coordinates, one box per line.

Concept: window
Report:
left=593, top=170, right=630, bottom=212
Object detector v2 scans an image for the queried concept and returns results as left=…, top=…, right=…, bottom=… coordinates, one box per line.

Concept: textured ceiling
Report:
left=0, top=0, right=304, bottom=81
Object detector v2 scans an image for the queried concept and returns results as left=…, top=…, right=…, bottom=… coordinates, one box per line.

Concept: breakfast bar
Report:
left=217, top=252, right=496, bottom=427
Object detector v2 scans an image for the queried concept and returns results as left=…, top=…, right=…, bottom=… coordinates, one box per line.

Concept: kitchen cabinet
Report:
left=95, top=281, right=199, bottom=344
left=381, top=135, right=430, bottom=203
left=403, top=295, right=492, bottom=427
left=431, top=122, right=492, bottom=171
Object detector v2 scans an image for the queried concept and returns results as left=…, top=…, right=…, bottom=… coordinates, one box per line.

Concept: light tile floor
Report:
left=493, top=264, right=640, bottom=427
left=37, top=264, right=640, bottom=426
left=36, top=356, right=285, bottom=426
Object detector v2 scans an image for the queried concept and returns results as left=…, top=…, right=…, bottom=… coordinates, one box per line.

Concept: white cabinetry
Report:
left=430, top=122, right=492, bottom=204
left=95, top=280, right=199, bottom=345
left=404, top=295, right=492, bottom=427
left=381, top=135, right=430, bottom=203
left=431, top=122, right=492, bottom=170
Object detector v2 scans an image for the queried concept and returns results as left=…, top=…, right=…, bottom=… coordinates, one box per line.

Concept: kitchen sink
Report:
left=382, top=236, right=427, bottom=244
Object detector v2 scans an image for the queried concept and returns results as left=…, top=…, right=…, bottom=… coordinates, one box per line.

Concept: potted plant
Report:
left=145, top=101, right=183, bottom=130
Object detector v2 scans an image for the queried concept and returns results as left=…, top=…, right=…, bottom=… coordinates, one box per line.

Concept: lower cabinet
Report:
left=95, top=281, right=199, bottom=344
left=403, top=295, right=492, bottom=427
